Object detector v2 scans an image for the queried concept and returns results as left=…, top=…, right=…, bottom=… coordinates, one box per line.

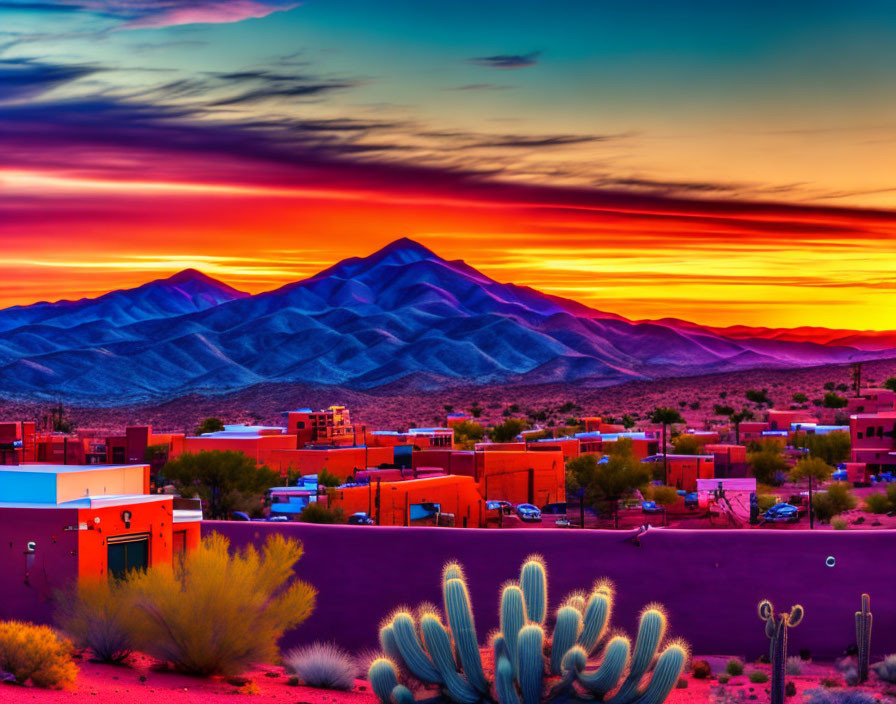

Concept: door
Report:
left=107, top=533, right=149, bottom=579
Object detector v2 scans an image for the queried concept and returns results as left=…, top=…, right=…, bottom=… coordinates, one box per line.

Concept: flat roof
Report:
left=0, top=464, right=143, bottom=474
left=0, top=494, right=170, bottom=510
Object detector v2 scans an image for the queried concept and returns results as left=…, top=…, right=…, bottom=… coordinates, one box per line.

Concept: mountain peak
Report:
left=161, top=269, right=247, bottom=297
left=371, top=237, right=442, bottom=264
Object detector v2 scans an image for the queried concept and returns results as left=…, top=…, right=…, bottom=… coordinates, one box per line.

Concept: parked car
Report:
left=684, top=492, right=699, bottom=509
left=641, top=501, right=662, bottom=514
left=348, top=512, right=376, bottom=525
left=515, top=503, right=542, bottom=522
left=762, top=503, right=800, bottom=523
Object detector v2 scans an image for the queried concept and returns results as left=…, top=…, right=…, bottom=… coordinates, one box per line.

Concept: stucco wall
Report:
left=206, top=522, right=896, bottom=659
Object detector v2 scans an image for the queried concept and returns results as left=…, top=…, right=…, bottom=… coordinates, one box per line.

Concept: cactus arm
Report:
left=550, top=606, right=583, bottom=675
left=630, top=643, right=687, bottom=704
left=786, top=605, right=804, bottom=628
left=517, top=625, right=545, bottom=704
left=496, top=654, right=521, bottom=704
left=520, top=557, right=547, bottom=625
left=369, top=658, right=401, bottom=704
left=380, top=624, right=404, bottom=668
left=420, top=614, right=480, bottom=704
left=578, top=591, right=612, bottom=655
left=501, top=585, right=526, bottom=677
left=445, top=577, right=490, bottom=695
left=577, top=636, right=630, bottom=699
left=607, top=608, right=666, bottom=704
left=391, top=685, right=417, bottom=704
left=392, top=612, right=443, bottom=684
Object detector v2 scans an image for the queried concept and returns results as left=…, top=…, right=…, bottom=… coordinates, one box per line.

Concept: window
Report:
left=107, top=533, right=149, bottom=579
left=173, top=530, right=187, bottom=555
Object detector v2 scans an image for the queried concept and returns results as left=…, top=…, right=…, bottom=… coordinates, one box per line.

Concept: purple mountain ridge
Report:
left=0, top=239, right=893, bottom=404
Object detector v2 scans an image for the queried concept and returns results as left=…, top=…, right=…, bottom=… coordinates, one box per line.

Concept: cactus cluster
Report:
left=758, top=600, right=804, bottom=704
left=855, top=594, right=872, bottom=684
left=370, top=555, right=688, bottom=704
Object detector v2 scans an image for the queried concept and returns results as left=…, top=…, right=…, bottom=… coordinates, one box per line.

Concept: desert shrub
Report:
left=0, top=621, right=77, bottom=688
left=692, top=659, right=712, bottom=679
left=645, top=485, right=680, bottom=506
left=831, top=517, right=848, bottom=530
left=726, top=658, right=745, bottom=676
left=749, top=670, right=769, bottom=683
left=872, top=654, right=896, bottom=683
left=805, top=690, right=876, bottom=704
left=785, top=655, right=803, bottom=675
left=813, top=483, right=857, bottom=522
left=820, top=677, right=842, bottom=688
left=757, top=494, right=778, bottom=512
left=54, top=578, right=138, bottom=664
left=718, top=673, right=730, bottom=684
left=792, top=393, right=808, bottom=404
left=785, top=681, right=797, bottom=697
left=299, top=502, right=346, bottom=524
left=316, top=469, right=343, bottom=488
left=823, top=393, right=848, bottom=409
left=127, top=532, right=316, bottom=676
left=284, top=642, right=357, bottom=690
left=672, top=434, right=702, bottom=455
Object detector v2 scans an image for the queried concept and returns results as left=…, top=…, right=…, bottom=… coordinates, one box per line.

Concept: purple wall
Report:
left=206, top=522, right=896, bottom=660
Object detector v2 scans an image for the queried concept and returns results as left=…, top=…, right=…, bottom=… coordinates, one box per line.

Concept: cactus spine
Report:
left=759, top=600, right=804, bottom=704
left=856, top=593, right=872, bottom=684
left=520, top=556, right=547, bottom=625
left=371, top=558, right=686, bottom=704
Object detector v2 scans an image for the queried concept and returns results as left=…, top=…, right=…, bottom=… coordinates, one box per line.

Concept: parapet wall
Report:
left=205, top=522, right=896, bottom=659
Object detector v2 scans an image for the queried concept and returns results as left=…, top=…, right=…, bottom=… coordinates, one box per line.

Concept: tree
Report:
left=672, top=434, right=701, bottom=455
left=50, top=402, right=75, bottom=433
left=791, top=431, right=851, bottom=465
left=298, top=502, right=346, bottom=524
left=621, top=414, right=636, bottom=429
left=649, top=407, right=685, bottom=485
left=748, top=444, right=788, bottom=485
left=160, top=450, right=280, bottom=519
left=812, top=483, right=857, bottom=523
left=443, top=405, right=454, bottom=413
left=713, top=404, right=735, bottom=417
left=884, top=377, right=896, bottom=392
left=489, top=418, right=528, bottom=443
left=822, top=392, right=848, bottom=409
left=566, top=441, right=650, bottom=526
left=469, top=404, right=483, bottom=419
left=789, top=456, right=834, bottom=528
left=745, top=388, right=770, bottom=405
left=196, top=417, right=225, bottom=435
left=452, top=420, right=485, bottom=450
left=729, top=409, right=755, bottom=444
left=792, top=392, right=808, bottom=404
left=823, top=381, right=836, bottom=391
left=316, top=468, right=342, bottom=488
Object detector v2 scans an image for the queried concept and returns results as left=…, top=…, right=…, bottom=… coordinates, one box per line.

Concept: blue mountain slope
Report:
left=0, top=239, right=891, bottom=404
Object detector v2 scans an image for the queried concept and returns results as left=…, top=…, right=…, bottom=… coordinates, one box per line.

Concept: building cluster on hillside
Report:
left=1, top=387, right=895, bottom=535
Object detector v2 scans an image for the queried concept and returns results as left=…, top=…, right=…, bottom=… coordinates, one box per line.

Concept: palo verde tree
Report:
left=566, top=439, right=650, bottom=526
left=649, top=407, right=684, bottom=485
left=195, top=417, right=225, bottom=435
left=160, top=450, right=280, bottom=520
left=789, top=456, right=833, bottom=529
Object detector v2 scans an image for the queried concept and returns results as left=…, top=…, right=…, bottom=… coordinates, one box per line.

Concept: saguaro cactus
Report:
left=758, top=600, right=804, bottom=704
left=856, top=593, right=872, bottom=684
left=370, top=554, right=688, bottom=704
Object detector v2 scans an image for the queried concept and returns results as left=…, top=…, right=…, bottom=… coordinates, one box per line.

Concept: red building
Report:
left=850, top=411, right=896, bottom=472
left=286, top=406, right=355, bottom=447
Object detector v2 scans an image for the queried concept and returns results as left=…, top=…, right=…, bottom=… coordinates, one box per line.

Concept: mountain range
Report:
left=1, top=238, right=893, bottom=405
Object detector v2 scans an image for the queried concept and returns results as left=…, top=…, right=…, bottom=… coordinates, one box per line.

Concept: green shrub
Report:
left=831, top=517, right=848, bottom=530
left=55, top=577, right=138, bottom=663
left=726, top=658, right=744, bottom=676
left=299, top=501, right=346, bottom=524
left=646, top=485, right=680, bottom=506
left=0, top=621, right=77, bottom=688
left=718, top=673, right=730, bottom=684
left=127, top=533, right=316, bottom=676
left=749, top=670, right=769, bottom=683
left=785, top=681, right=797, bottom=697
left=813, top=483, right=857, bottom=522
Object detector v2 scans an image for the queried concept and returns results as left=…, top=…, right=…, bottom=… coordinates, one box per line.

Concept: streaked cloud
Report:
left=469, top=51, right=540, bottom=69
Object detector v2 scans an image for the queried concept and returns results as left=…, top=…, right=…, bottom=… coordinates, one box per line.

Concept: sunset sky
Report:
left=1, top=0, right=894, bottom=329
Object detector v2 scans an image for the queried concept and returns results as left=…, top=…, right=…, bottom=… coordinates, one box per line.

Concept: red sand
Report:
left=0, top=654, right=375, bottom=704
left=4, top=653, right=896, bottom=704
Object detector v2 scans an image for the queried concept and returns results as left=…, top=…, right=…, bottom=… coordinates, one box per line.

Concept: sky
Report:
left=1, top=0, right=894, bottom=329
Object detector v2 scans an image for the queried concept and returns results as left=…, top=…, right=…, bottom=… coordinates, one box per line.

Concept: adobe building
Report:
left=646, top=454, right=715, bottom=491
left=285, top=406, right=355, bottom=446
left=265, top=445, right=394, bottom=479
left=847, top=388, right=896, bottom=416
left=179, top=425, right=297, bottom=466
left=0, top=421, right=35, bottom=464
left=0, top=463, right=201, bottom=622
left=850, top=411, right=896, bottom=473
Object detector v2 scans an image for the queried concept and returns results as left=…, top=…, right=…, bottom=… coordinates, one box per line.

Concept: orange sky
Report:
left=2, top=170, right=894, bottom=330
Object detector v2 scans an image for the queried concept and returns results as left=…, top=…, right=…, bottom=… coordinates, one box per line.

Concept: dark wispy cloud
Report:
left=0, top=57, right=98, bottom=102
left=450, top=83, right=514, bottom=91
left=469, top=51, right=540, bottom=69
left=0, top=0, right=299, bottom=28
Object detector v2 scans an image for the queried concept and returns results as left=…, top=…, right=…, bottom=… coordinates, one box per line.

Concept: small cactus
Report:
left=369, top=557, right=688, bottom=704
left=855, top=594, right=872, bottom=684
left=759, top=600, right=803, bottom=704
